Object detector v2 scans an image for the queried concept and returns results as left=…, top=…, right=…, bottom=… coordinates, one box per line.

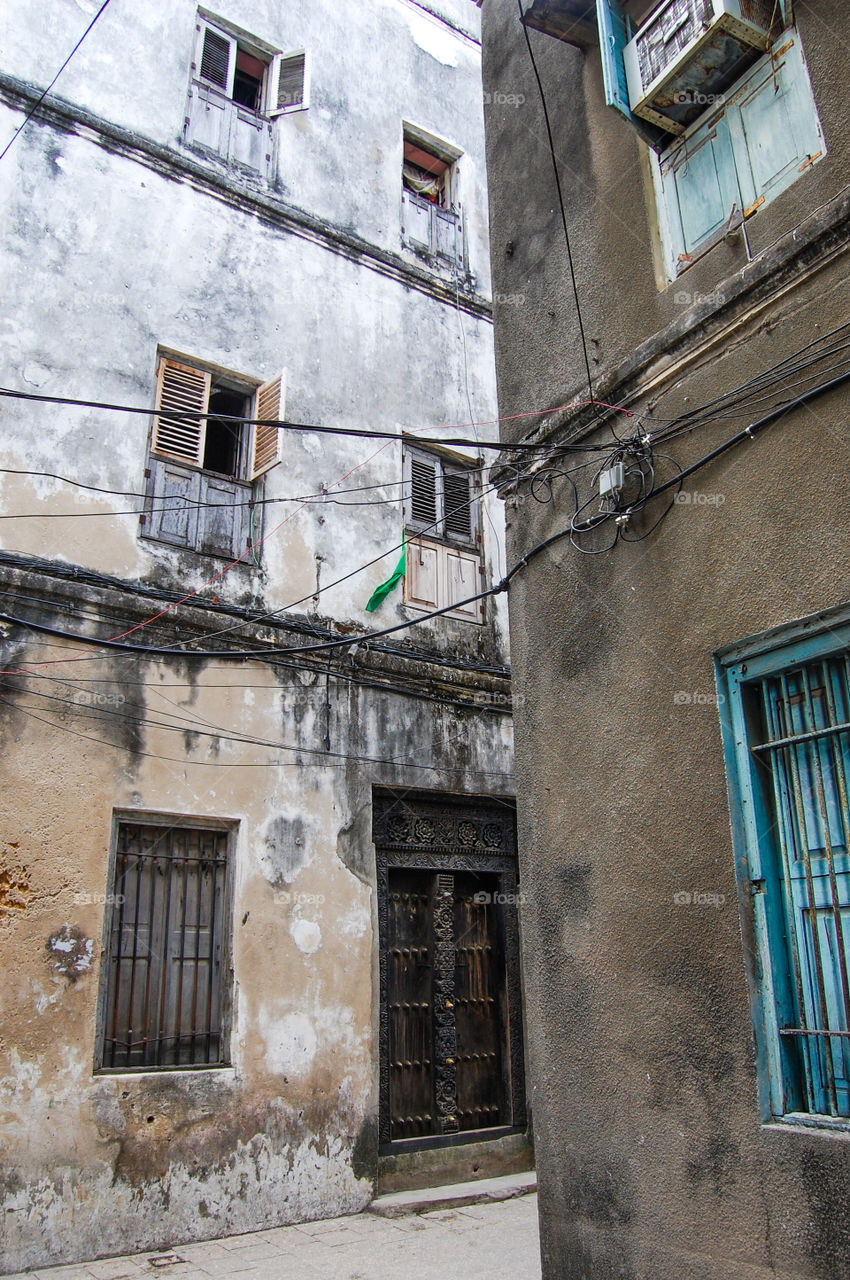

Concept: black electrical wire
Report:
left=0, top=385, right=618, bottom=453
left=516, top=0, right=595, bottom=406
left=0, top=0, right=114, bottom=163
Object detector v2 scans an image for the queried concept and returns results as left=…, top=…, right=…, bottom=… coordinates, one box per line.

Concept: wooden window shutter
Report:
left=270, top=52, right=306, bottom=115
left=151, top=358, right=210, bottom=466
left=199, top=24, right=233, bottom=92
left=250, top=373, right=284, bottom=479
left=407, top=453, right=439, bottom=533
left=443, top=467, right=473, bottom=542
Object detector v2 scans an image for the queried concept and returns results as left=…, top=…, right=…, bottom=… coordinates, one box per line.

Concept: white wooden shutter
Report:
left=198, top=23, right=235, bottom=95
left=151, top=359, right=210, bottom=466
left=250, top=373, right=285, bottom=480
left=269, top=52, right=307, bottom=116
left=405, top=538, right=440, bottom=611
left=444, top=548, right=484, bottom=623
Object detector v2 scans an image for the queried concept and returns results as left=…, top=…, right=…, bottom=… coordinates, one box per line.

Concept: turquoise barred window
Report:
left=718, top=619, right=850, bottom=1124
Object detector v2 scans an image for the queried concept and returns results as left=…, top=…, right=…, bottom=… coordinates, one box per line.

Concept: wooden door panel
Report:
left=453, top=873, right=506, bottom=1132
left=387, top=870, right=434, bottom=1139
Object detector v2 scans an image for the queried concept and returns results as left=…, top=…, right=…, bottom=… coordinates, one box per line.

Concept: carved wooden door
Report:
left=386, top=868, right=508, bottom=1140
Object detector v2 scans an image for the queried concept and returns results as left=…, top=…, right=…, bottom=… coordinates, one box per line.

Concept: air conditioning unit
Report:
left=624, top=0, right=775, bottom=136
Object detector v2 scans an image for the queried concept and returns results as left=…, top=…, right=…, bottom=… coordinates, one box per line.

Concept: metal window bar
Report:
left=102, top=824, right=229, bottom=1070
left=754, top=657, right=850, bottom=1118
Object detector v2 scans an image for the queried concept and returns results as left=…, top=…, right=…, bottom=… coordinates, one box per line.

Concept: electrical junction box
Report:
left=599, top=462, right=625, bottom=499
left=624, top=0, right=774, bottom=135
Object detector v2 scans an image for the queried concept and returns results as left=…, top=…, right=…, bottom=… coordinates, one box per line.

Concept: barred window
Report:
left=721, top=630, right=850, bottom=1123
left=98, top=821, right=233, bottom=1071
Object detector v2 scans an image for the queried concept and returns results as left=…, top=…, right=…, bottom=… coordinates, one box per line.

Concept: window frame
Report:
left=402, top=442, right=481, bottom=551
left=95, top=812, right=237, bottom=1075
left=400, top=123, right=465, bottom=271
left=716, top=609, right=850, bottom=1129
left=141, top=352, right=283, bottom=561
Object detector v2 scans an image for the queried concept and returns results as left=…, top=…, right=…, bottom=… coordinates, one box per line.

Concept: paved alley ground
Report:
left=5, top=1192, right=541, bottom=1280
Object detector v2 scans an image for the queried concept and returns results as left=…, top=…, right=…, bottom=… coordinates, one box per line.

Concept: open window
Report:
left=185, top=15, right=308, bottom=176
left=596, top=2, right=823, bottom=279
left=401, top=125, right=464, bottom=270
left=142, top=355, right=284, bottom=560
left=402, top=444, right=483, bottom=623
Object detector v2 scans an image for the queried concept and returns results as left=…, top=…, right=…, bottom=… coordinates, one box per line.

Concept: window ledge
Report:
left=762, top=1115, right=850, bottom=1139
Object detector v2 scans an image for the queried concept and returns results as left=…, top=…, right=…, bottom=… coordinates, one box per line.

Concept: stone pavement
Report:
left=5, top=1191, right=540, bottom=1280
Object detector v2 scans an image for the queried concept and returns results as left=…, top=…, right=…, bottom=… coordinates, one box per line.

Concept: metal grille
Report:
left=753, top=657, right=850, bottom=1117
left=101, top=823, right=230, bottom=1071
left=636, top=0, right=714, bottom=88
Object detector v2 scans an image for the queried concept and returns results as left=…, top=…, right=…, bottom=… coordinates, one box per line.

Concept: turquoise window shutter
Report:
left=662, top=117, right=741, bottom=259
left=657, top=33, right=825, bottom=277
left=595, top=0, right=669, bottom=152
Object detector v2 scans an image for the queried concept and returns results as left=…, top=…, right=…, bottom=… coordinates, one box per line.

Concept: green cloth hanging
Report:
left=366, top=540, right=406, bottom=612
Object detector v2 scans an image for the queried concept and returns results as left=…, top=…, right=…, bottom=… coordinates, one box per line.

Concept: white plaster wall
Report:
left=0, top=0, right=491, bottom=288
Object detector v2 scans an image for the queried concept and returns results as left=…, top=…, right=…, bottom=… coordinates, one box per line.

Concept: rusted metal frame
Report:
left=105, top=836, right=129, bottom=1065
left=778, top=670, right=839, bottom=1113
left=760, top=680, right=818, bottom=1111
left=187, top=829, right=208, bottom=1065
left=155, top=827, right=175, bottom=1067
left=125, top=830, right=146, bottom=1070
left=139, top=829, right=159, bottom=1068
left=172, top=829, right=191, bottom=1068
left=205, top=834, right=220, bottom=1062
left=752, top=719, right=850, bottom=754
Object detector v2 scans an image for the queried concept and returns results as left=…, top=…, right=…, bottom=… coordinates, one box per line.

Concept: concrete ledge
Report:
left=369, top=1170, right=537, bottom=1217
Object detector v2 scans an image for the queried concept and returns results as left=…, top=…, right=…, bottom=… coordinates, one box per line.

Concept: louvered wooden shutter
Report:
left=443, top=467, right=473, bottom=542
left=250, top=373, right=284, bottom=480
left=270, top=52, right=306, bottom=115
left=199, top=25, right=233, bottom=92
left=407, top=453, right=439, bottom=533
left=151, top=359, right=210, bottom=466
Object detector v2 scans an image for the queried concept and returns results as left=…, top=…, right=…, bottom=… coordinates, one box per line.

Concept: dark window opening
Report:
left=403, top=139, right=451, bottom=208
left=233, top=48, right=266, bottom=110
left=203, top=387, right=247, bottom=476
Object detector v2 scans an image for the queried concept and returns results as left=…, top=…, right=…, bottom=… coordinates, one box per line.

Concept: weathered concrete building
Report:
left=482, top=1, right=850, bottom=1277
left=0, top=0, right=531, bottom=1271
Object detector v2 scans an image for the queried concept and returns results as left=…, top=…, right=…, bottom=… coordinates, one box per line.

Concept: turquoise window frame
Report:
left=716, top=609, right=850, bottom=1128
